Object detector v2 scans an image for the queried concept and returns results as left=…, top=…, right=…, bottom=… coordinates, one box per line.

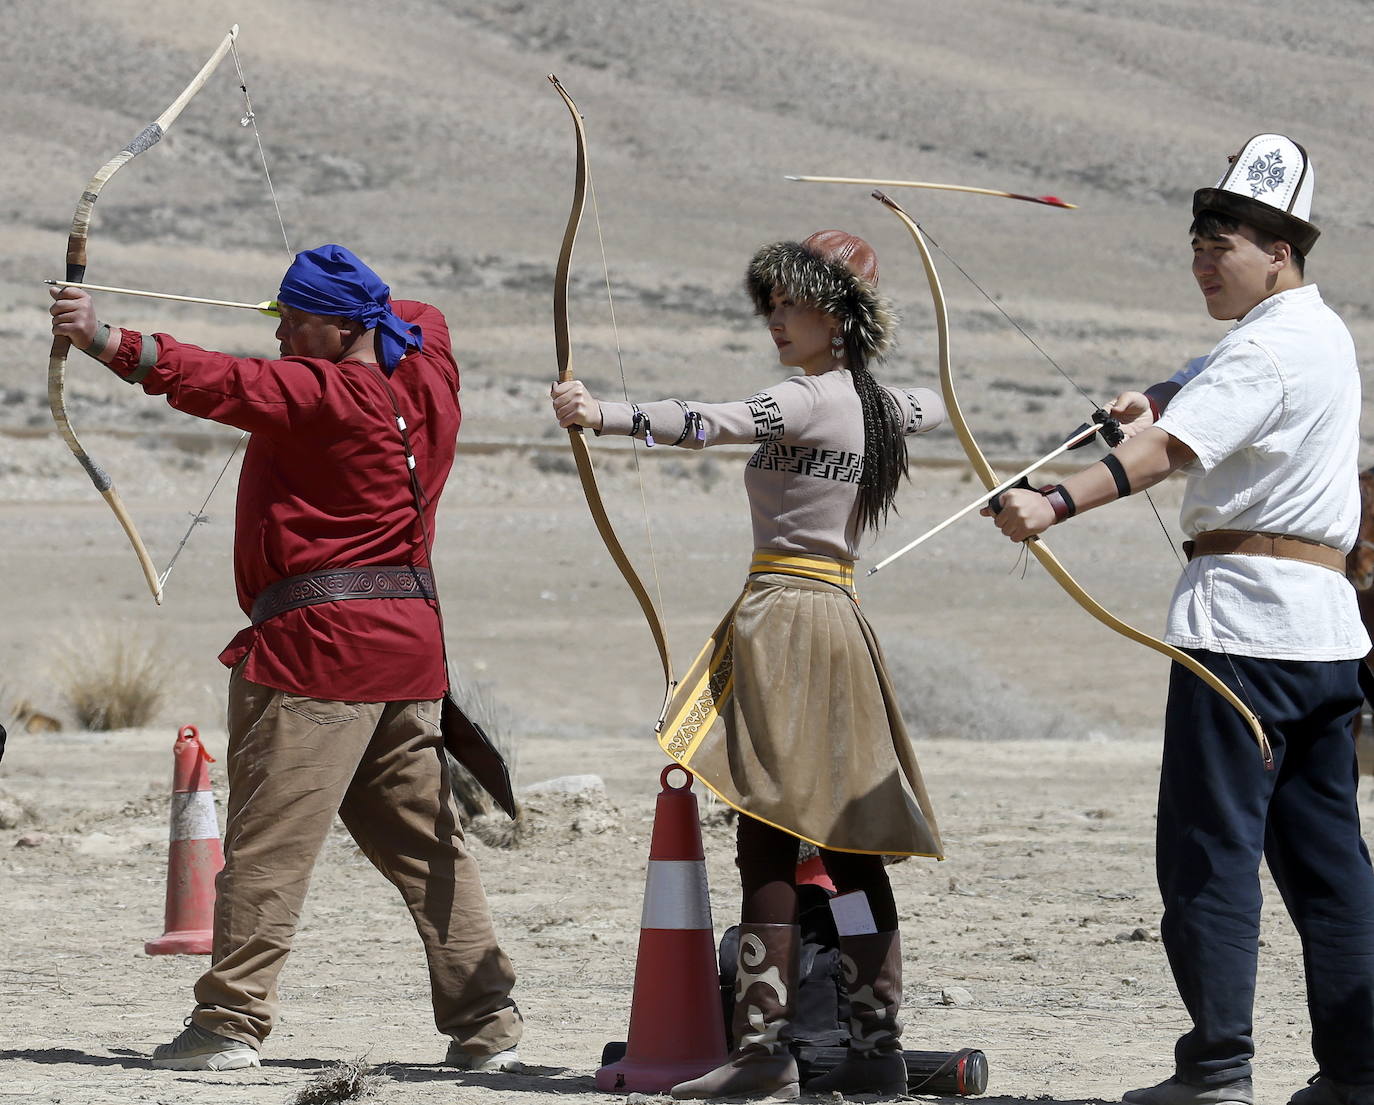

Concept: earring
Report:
left=831, top=334, right=844, bottom=352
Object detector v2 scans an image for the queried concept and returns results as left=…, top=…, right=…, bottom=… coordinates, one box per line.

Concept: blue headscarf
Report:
left=276, top=244, right=423, bottom=374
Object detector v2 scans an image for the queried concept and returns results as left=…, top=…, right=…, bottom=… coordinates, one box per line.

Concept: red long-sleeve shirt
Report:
left=105, top=301, right=458, bottom=701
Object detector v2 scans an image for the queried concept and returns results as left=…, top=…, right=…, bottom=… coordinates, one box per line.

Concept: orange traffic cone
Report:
left=595, top=765, right=729, bottom=1093
left=145, top=725, right=224, bottom=956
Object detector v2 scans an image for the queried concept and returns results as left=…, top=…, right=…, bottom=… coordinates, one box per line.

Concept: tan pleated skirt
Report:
left=658, top=564, right=942, bottom=858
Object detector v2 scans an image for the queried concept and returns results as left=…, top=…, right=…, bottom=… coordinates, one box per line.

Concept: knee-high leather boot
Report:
left=804, top=930, right=907, bottom=1096
left=671, top=923, right=800, bottom=1101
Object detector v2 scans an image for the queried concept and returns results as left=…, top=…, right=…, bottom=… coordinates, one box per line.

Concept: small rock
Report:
left=0, top=795, right=26, bottom=830
left=521, top=774, right=606, bottom=798
left=16, top=832, right=49, bottom=848
left=940, top=986, right=974, bottom=1006
left=21, top=710, right=61, bottom=733
left=1115, top=927, right=1155, bottom=942
left=76, top=832, right=124, bottom=856
left=570, top=804, right=622, bottom=835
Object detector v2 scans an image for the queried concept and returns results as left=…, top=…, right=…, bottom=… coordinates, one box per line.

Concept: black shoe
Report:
left=1122, top=1076, right=1254, bottom=1105
left=1289, top=1075, right=1374, bottom=1105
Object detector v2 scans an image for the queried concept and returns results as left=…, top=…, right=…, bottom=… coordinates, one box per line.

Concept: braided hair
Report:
left=843, top=331, right=909, bottom=534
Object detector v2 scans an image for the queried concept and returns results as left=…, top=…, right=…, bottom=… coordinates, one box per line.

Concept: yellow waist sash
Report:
left=749, top=549, right=855, bottom=592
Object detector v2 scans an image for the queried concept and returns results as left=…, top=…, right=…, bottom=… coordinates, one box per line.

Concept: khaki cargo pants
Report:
left=191, top=664, right=521, bottom=1058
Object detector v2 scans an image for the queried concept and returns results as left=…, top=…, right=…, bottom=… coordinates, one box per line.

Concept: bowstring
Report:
left=919, top=221, right=1262, bottom=723
left=231, top=39, right=293, bottom=257
left=158, top=39, right=293, bottom=592
left=585, top=167, right=672, bottom=642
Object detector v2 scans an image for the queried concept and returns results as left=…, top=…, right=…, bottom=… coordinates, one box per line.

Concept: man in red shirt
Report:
left=49, top=245, right=523, bottom=1072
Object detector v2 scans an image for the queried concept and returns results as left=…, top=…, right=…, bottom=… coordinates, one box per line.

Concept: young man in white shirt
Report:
left=987, top=134, right=1374, bottom=1105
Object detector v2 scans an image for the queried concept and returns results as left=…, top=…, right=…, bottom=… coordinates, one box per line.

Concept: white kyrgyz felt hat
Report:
left=1193, top=133, right=1320, bottom=254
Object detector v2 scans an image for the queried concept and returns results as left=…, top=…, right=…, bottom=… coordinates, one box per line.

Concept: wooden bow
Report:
left=48, top=26, right=242, bottom=605
left=548, top=75, right=675, bottom=720
left=872, top=190, right=1272, bottom=766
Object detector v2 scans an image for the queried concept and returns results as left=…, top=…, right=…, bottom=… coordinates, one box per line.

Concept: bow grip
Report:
left=987, top=476, right=1034, bottom=514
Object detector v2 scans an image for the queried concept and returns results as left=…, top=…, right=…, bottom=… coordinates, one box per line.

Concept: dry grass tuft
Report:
left=469, top=811, right=525, bottom=848
left=50, top=624, right=171, bottom=731
left=289, top=1058, right=379, bottom=1105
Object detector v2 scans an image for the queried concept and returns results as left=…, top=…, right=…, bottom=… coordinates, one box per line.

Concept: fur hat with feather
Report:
left=745, top=229, right=897, bottom=360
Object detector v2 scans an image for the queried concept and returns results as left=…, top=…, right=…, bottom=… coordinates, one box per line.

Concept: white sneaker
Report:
left=152, top=1020, right=260, bottom=1071
left=444, top=1041, right=521, bottom=1073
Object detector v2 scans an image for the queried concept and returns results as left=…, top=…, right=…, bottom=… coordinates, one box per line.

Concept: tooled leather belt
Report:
left=250, top=565, right=436, bottom=625
left=1183, top=529, right=1346, bottom=574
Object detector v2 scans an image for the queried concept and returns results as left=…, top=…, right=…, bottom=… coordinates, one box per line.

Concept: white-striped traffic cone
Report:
left=595, top=765, right=728, bottom=1092
left=145, top=725, right=224, bottom=955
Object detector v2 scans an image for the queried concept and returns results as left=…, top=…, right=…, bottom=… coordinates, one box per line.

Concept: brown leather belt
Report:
left=250, top=565, right=436, bottom=625
left=1183, top=529, right=1346, bottom=574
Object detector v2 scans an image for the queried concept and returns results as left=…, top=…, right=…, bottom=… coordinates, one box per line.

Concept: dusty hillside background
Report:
left=3, top=2, right=1374, bottom=1103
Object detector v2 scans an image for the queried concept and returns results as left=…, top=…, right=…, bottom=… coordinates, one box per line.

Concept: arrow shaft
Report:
left=47, top=279, right=277, bottom=314
left=869, top=422, right=1100, bottom=574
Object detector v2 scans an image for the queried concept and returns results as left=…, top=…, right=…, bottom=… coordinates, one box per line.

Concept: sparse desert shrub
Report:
left=531, top=450, right=577, bottom=476
left=695, top=455, right=722, bottom=492
left=51, top=624, right=170, bottom=731
left=659, top=456, right=722, bottom=492
left=883, top=636, right=1095, bottom=742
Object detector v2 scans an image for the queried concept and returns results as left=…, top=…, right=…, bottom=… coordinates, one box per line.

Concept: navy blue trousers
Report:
left=1159, top=650, right=1374, bottom=1086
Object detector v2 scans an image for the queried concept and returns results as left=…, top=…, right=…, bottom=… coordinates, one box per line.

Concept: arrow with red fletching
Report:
left=785, top=174, right=1076, bottom=209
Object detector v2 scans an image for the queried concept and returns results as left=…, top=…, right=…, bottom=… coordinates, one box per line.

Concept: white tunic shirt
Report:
left=1155, top=284, right=1369, bottom=660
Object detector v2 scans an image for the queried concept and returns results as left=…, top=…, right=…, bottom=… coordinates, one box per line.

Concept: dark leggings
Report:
left=736, top=813, right=898, bottom=931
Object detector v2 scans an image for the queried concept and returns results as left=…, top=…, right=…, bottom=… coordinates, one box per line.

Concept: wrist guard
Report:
left=1039, top=483, right=1076, bottom=523
left=83, top=321, right=113, bottom=360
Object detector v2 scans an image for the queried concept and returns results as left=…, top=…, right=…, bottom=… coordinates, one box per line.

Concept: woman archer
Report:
left=552, top=229, right=946, bottom=1100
